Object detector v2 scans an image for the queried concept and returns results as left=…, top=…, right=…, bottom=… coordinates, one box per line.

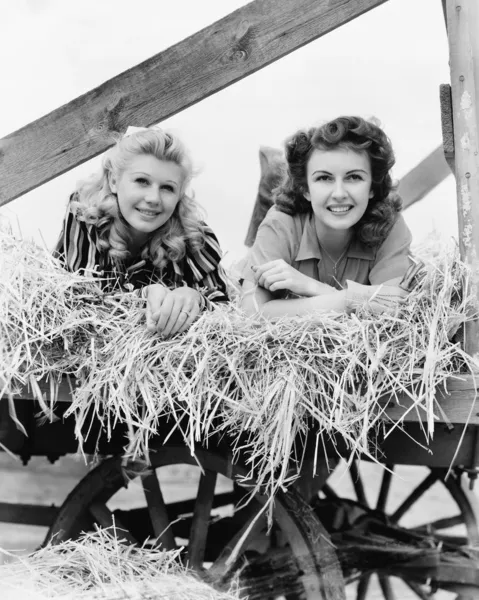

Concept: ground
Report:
left=0, top=453, right=477, bottom=599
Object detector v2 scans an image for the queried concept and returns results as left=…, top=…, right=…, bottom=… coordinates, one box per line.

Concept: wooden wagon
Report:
left=1, top=1, right=479, bottom=598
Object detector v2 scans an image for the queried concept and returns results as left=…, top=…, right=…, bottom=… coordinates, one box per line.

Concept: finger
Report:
left=253, top=260, right=283, bottom=277
left=174, top=303, right=201, bottom=335
left=146, top=302, right=156, bottom=332
left=262, top=271, right=287, bottom=286
left=147, top=287, right=169, bottom=326
left=269, top=279, right=290, bottom=292
left=161, top=298, right=188, bottom=338
left=155, top=295, right=176, bottom=334
left=164, top=310, right=187, bottom=337
left=257, top=268, right=280, bottom=289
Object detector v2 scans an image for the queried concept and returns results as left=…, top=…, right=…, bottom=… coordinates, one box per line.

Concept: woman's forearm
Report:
left=256, top=290, right=347, bottom=318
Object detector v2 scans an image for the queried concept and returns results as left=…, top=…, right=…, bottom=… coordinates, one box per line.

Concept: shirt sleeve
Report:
left=53, top=201, right=100, bottom=275
left=241, top=208, right=298, bottom=283
left=186, top=224, right=229, bottom=307
left=369, top=214, right=413, bottom=285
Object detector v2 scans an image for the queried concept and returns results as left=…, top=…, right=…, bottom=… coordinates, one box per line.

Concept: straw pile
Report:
left=0, top=228, right=477, bottom=499
left=0, top=528, right=240, bottom=600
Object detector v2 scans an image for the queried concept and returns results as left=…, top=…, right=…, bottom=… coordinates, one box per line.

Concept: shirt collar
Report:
left=295, top=213, right=375, bottom=262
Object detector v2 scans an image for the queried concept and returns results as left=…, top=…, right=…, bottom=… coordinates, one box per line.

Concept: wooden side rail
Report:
left=380, top=375, right=479, bottom=426
left=0, top=0, right=388, bottom=207
left=3, top=374, right=478, bottom=426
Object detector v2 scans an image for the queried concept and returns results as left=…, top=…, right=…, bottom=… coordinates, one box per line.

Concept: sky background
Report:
left=0, top=0, right=459, bottom=265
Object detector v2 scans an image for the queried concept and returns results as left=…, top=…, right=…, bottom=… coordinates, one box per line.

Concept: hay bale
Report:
left=0, top=528, right=240, bottom=600
left=0, top=227, right=477, bottom=501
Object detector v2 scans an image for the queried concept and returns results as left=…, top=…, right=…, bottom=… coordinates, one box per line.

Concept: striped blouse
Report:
left=54, top=203, right=229, bottom=305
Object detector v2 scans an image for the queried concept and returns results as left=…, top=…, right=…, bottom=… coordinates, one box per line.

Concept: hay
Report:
left=0, top=227, right=477, bottom=502
left=0, top=528, right=240, bottom=600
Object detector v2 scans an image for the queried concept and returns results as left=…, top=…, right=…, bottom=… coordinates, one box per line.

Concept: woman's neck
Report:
left=127, top=232, right=150, bottom=257
left=314, top=221, right=353, bottom=259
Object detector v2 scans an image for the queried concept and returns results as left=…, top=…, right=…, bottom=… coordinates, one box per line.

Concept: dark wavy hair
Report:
left=274, top=116, right=402, bottom=246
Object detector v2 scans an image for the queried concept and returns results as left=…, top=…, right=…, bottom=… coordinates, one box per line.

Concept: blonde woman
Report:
left=55, top=127, right=228, bottom=338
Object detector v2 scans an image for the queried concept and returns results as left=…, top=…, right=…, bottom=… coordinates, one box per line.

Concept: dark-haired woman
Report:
left=241, top=116, right=412, bottom=317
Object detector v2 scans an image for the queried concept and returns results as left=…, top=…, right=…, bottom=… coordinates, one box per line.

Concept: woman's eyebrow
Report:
left=346, top=169, right=368, bottom=174
left=311, top=169, right=332, bottom=176
left=132, top=172, right=178, bottom=185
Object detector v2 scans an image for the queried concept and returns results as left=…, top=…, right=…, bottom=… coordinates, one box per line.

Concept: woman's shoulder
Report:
left=259, top=206, right=304, bottom=235
left=378, top=213, right=412, bottom=250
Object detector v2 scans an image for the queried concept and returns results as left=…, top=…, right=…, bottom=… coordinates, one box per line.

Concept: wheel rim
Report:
left=323, top=461, right=479, bottom=600
left=45, top=444, right=345, bottom=600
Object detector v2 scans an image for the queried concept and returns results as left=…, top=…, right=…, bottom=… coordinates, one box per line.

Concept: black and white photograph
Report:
left=1, top=1, right=479, bottom=598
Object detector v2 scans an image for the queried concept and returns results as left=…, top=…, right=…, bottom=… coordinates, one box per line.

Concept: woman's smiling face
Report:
left=110, top=154, right=184, bottom=244
left=304, top=147, right=374, bottom=237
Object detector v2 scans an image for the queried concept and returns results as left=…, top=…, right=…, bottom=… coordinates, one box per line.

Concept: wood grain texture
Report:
left=399, top=145, right=452, bottom=210
left=446, top=0, right=479, bottom=358
left=0, top=0, right=388, bottom=207
left=381, top=376, right=479, bottom=426
left=4, top=374, right=479, bottom=425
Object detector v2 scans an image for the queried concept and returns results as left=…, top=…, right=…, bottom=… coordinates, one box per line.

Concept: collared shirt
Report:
left=54, top=203, right=229, bottom=304
left=242, top=207, right=412, bottom=290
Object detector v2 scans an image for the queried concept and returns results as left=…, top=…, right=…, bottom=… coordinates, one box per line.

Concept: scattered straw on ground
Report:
left=1, top=227, right=477, bottom=499
left=0, top=528, right=240, bottom=600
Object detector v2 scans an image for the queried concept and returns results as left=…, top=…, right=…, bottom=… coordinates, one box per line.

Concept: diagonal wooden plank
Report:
left=399, top=145, right=451, bottom=210
left=0, top=0, right=388, bottom=207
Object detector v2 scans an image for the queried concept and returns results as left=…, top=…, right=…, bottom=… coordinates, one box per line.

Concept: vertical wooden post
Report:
left=446, top=0, right=479, bottom=359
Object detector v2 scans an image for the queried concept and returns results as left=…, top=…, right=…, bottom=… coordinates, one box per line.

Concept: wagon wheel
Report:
left=45, top=443, right=345, bottom=600
left=321, top=461, right=479, bottom=599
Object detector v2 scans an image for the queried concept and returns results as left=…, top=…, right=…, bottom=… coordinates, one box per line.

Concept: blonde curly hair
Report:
left=71, top=127, right=205, bottom=270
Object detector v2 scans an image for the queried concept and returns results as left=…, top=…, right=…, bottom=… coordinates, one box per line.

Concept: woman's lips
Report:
left=327, top=205, right=353, bottom=214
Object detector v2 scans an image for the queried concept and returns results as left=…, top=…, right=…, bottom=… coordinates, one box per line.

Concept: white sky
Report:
left=0, top=0, right=459, bottom=263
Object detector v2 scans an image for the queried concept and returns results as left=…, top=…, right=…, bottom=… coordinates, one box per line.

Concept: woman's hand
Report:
left=252, top=259, right=333, bottom=297
left=146, top=284, right=202, bottom=337
left=146, top=284, right=169, bottom=332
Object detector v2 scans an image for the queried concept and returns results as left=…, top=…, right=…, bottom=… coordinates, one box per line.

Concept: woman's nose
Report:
left=145, top=187, right=162, bottom=204
left=332, top=180, right=347, bottom=199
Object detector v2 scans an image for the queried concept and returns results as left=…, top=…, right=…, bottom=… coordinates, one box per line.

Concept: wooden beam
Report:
left=4, top=374, right=478, bottom=425
left=0, top=501, right=58, bottom=526
left=399, top=145, right=451, bottom=210
left=439, top=83, right=455, bottom=172
left=381, top=375, right=479, bottom=426
left=446, top=0, right=479, bottom=359
left=0, top=0, right=389, bottom=207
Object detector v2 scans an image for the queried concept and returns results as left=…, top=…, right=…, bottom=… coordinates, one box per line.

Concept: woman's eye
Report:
left=161, top=184, right=175, bottom=192
left=315, top=175, right=332, bottom=182
left=348, top=174, right=363, bottom=181
left=136, top=177, right=149, bottom=185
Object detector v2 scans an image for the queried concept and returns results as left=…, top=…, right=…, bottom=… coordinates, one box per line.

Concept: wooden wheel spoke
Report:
left=401, top=578, right=432, bottom=599
left=356, top=573, right=371, bottom=600
left=142, top=470, right=176, bottom=551
left=322, top=483, right=339, bottom=499
left=390, top=471, right=438, bottom=524
left=89, top=501, right=137, bottom=545
left=207, top=503, right=266, bottom=584
left=187, top=469, right=218, bottom=568
left=376, top=465, right=394, bottom=512
left=378, top=574, right=396, bottom=600
left=350, top=460, right=369, bottom=507
left=411, top=513, right=464, bottom=533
